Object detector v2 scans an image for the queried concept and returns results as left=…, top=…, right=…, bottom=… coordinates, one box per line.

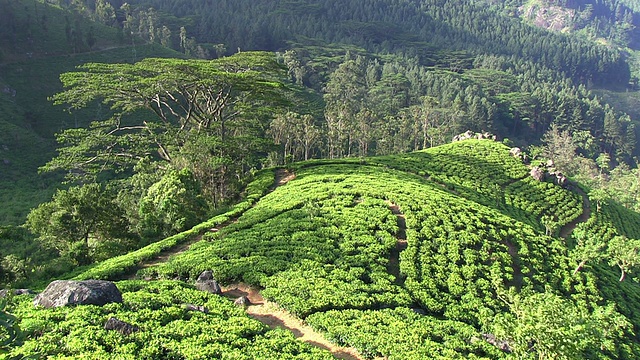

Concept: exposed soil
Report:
left=274, top=168, right=296, bottom=188
left=119, top=225, right=225, bottom=281
left=222, top=284, right=364, bottom=360
left=386, top=202, right=408, bottom=286
left=503, top=239, right=523, bottom=288
left=119, top=169, right=364, bottom=359
left=558, top=185, right=592, bottom=239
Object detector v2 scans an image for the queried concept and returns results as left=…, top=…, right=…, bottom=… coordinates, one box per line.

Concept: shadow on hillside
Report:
left=247, top=313, right=303, bottom=337
left=374, top=152, right=558, bottom=231
left=306, top=341, right=361, bottom=360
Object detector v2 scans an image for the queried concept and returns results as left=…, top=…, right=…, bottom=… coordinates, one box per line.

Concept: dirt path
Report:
left=503, top=239, right=523, bottom=288
left=558, top=185, right=592, bottom=239
left=121, top=169, right=364, bottom=358
left=274, top=168, right=296, bottom=188
left=386, top=202, right=408, bottom=286
left=222, top=284, right=364, bottom=360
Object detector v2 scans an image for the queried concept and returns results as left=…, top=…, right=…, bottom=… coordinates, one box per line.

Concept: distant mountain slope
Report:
left=123, top=0, right=629, bottom=86
left=14, top=139, right=638, bottom=359
left=0, top=44, right=182, bottom=225
left=0, top=0, right=126, bottom=63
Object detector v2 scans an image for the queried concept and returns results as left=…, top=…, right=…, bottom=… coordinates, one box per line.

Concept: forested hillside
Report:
left=2, top=1, right=640, bottom=358
left=2, top=0, right=640, bottom=225
left=0, top=0, right=183, bottom=225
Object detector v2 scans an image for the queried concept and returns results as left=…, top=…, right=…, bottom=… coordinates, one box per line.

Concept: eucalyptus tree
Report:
left=323, top=55, right=367, bottom=158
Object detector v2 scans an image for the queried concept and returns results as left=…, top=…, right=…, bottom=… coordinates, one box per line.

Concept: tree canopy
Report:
left=45, top=51, right=293, bottom=204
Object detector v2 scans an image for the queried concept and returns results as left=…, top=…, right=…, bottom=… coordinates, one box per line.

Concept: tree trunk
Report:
left=573, top=260, right=587, bottom=275
left=619, top=267, right=626, bottom=282
left=422, top=118, right=428, bottom=150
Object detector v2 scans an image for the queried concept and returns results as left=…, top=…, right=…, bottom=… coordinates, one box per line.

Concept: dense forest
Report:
left=2, top=0, right=640, bottom=358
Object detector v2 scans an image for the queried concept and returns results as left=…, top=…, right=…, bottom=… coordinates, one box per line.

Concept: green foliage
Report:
left=571, top=227, right=607, bottom=275
left=492, top=291, right=631, bottom=360
left=46, top=51, right=291, bottom=205
left=0, top=0, right=123, bottom=61
left=8, top=140, right=640, bottom=359
left=4, top=281, right=333, bottom=359
left=131, top=140, right=640, bottom=358
left=0, top=226, right=53, bottom=287
left=72, top=169, right=275, bottom=281
left=138, top=168, right=208, bottom=239
left=607, top=236, right=640, bottom=282
left=307, top=307, right=501, bottom=359
left=0, top=298, right=21, bottom=352
left=26, top=183, right=132, bottom=265
left=146, top=142, right=570, bottom=326
left=0, top=43, right=184, bottom=227
left=145, top=183, right=411, bottom=314
left=506, top=177, right=583, bottom=232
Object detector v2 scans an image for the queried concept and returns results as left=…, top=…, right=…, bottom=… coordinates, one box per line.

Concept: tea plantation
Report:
left=3, top=140, right=640, bottom=359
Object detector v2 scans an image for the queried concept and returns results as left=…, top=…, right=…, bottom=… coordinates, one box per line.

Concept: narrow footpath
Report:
left=222, top=284, right=364, bottom=360
left=386, top=202, right=408, bottom=286
left=559, top=185, right=592, bottom=239
left=123, top=169, right=296, bottom=279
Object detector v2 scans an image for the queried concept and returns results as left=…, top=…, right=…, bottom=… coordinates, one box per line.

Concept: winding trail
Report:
left=122, top=168, right=365, bottom=359
left=559, top=185, right=592, bottom=239
left=386, top=202, right=408, bottom=286
left=222, top=284, right=363, bottom=360
left=122, top=169, right=296, bottom=280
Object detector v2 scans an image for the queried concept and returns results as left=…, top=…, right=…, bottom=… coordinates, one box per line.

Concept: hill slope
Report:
left=5, top=139, right=640, bottom=359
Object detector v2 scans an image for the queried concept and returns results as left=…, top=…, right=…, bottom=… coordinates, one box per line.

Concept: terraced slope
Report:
left=6, top=139, right=640, bottom=359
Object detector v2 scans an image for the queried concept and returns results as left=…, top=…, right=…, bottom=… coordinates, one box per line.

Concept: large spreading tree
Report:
left=46, top=51, right=292, bottom=206
left=29, top=52, right=297, bottom=263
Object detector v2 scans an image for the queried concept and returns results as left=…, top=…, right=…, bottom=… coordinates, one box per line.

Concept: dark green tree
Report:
left=138, top=169, right=208, bottom=239
left=26, top=184, right=130, bottom=265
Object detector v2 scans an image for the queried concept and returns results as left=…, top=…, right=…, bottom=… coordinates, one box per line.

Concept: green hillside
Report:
left=0, top=0, right=124, bottom=62
left=2, top=1, right=640, bottom=357
left=5, top=139, right=640, bottom=359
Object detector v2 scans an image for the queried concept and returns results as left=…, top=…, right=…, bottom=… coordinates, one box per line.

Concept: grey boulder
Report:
left=33, top=280, right=123, bottom=308
left=195, top=270, right=222, bottom=294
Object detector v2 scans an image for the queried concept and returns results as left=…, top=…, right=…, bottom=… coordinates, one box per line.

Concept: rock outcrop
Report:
left=33, top=280, right=122, bottom=308
left=530, top=166, right=545, bottom=181
left=0, top=289, right=34, bottom=298
left=184, top=304, right=209, bottom=314
left=452, top=130, right=497, bottom=142
left=195, top=270, right=222, bottom=294
left=234, top=296, right=250, bottom=308
left=104, top=317, right=139, bottom=336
